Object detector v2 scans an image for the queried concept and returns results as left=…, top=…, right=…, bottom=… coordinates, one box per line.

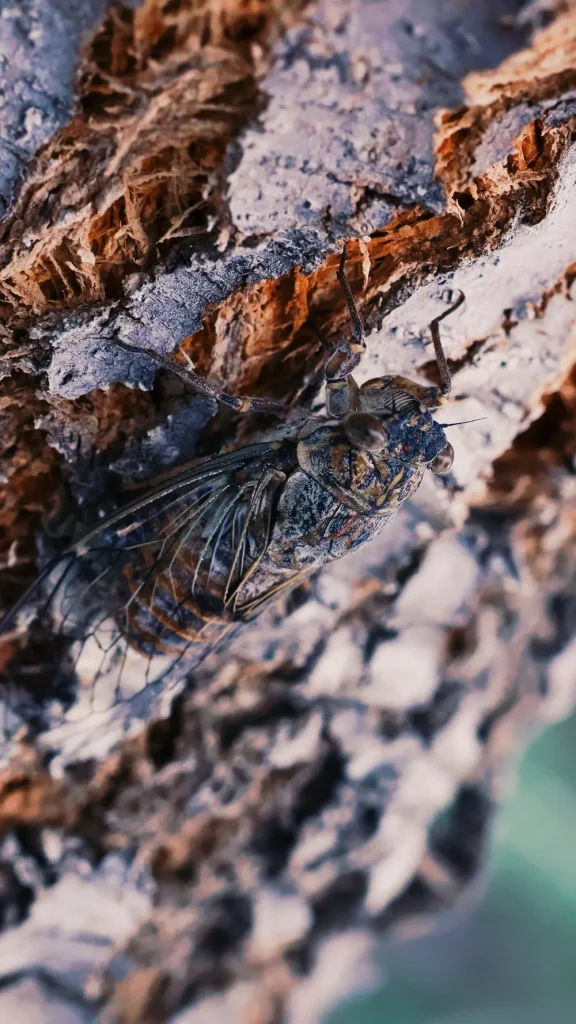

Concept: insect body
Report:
left=0, top=248, right=463, bottom=730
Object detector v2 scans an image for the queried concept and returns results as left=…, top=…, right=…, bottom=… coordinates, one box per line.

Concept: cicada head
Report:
left=354, top=379, right=454, bottom=474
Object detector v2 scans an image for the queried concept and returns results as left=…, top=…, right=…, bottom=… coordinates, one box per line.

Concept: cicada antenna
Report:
left=440, top=415, right=487, bottom=427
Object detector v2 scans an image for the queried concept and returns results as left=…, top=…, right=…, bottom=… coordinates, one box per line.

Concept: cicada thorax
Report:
left=296, top=422, right=427, bottom=517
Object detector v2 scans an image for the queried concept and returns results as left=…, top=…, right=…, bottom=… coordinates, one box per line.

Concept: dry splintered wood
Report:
left=1, top=1, right=576, bottom=1022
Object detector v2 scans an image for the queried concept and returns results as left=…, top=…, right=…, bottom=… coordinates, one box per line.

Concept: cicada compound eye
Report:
left=344, top=412, right=387, bottom=451
left=430, top=441, right=454, bottom=474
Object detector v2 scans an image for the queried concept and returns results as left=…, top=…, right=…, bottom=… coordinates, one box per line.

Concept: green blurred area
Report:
left=329, top=713, right=576, bottom=1024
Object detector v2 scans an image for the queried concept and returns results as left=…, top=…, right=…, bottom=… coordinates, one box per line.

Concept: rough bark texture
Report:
left=1, top=1, right=576, bottom=1022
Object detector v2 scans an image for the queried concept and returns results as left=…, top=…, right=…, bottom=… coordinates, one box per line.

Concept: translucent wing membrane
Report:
left=0, top=441, right=293, bottom=752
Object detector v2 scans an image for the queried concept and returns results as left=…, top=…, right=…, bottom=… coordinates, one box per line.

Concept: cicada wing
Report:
left=0, top=441, right=292, bottom=752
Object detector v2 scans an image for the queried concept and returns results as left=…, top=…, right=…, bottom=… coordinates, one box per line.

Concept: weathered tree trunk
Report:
left=1, top=1, right=576, bottom=1021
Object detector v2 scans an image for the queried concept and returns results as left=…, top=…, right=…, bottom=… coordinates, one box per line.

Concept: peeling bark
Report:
left=1, top=2, right=576, bottom=1022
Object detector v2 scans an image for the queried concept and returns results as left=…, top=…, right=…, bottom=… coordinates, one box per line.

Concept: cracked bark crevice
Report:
left=2, top=2, right=576, bottom=1023
left=0, top=0, right=311, bottom=324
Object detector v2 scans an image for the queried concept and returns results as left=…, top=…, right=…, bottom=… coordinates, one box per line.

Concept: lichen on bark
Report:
left=1, top=2, right=576, bottom=1022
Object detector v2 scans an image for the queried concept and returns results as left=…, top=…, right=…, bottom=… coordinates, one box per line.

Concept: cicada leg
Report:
left=360, top=288, right=465, bottom=410
left=424, top=288, right=465, bottom=402
left=114, top=339, right=285, bottom=418
left=324, top=243, right=367, bottom=418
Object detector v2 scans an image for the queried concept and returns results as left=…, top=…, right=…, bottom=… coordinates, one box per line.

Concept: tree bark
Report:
left=1, top=1, right=576, bottom=1022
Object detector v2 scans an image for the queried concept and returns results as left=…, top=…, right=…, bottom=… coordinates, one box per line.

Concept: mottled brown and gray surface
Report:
left=1, top=1, right=576, bottom=1022
left=0, top=0, right=108, bottom=217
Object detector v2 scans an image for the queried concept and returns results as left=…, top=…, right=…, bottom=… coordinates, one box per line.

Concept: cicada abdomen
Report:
left=0, top=440, right=298, bottom=745
left=108, top=442, right=295, bottom=656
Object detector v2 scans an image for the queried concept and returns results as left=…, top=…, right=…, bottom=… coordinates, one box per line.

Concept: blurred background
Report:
left=329, top=711, right=576, bottom=1024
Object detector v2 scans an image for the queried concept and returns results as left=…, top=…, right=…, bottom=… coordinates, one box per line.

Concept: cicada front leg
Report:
left=324, top=243, right=367, bottom=418
left=359, top=288, right=465, bottom=412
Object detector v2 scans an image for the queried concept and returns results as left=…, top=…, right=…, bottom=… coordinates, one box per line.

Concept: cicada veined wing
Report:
left=0, top=440, right=295, bottom=762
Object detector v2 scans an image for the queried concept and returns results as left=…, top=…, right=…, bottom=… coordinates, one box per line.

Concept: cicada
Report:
left=0, top=248, right=464, bottom=745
